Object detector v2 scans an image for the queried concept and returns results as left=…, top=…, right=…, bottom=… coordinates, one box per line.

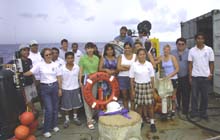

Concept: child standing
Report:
left=61, top=52, right=83, bottom=128
left=129, top=48, right=157, bottom=132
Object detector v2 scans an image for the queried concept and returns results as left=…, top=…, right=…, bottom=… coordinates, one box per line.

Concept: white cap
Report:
left=29, top=40, right=38, bottom=46
left=105, top=101, right=122, bottom=113
left=19, top=44, right=29, bottom=51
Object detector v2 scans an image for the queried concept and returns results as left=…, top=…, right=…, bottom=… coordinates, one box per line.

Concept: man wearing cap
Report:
left=6, top=45, right=38, bottom=111
left=114, top=26, right=134, bottom=45
left=28, top=40, right=42, bottom=67
left=72, top=42, right=83, bottom=64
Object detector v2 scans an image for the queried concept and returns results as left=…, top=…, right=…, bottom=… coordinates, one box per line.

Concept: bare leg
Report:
left=172, top=88, right=177, bottom=111
left=136, top=105, right=142, bottom=116
left=148, top=104, right=155, bottom=120
left=143, top=105, right=147, bottom=118
left=130, top=91, right=135, bottom=110
left=121, top=90, right=128, bottom=109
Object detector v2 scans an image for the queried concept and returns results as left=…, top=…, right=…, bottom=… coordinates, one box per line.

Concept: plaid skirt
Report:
left=134, top=82, right=154, bottom=105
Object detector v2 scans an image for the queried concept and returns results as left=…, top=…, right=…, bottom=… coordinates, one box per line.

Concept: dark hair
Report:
left=176, top=37, right=186, bottom=44
left=136, top=48, right=147, bottom=55
left=52, top=47, right=60, bottom=54
left=65, top=52, right=74, bottom=59
left=144, top=41, right=151, bottom=52
left=127, top=29, right=132, bottom=36
left=120, top=26, right=127, bottom=31
left=85, top=42, right=94, bottom=49
left=103, top=43, right=115, bottom=57
left=72, top=43, right=78, bottom=48
left=123, top=42, right=132, bottom=48
left=134, top=41, right=143, bottom=47
left=40, top=48, right=52, bottom=58
left=61, top=39, right=68, bottom=45
left=93, top=43, right=101, bottom=58
left=194, top=32, right=206, bottom=40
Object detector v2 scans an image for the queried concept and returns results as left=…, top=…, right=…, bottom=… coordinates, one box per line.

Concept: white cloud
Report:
left=139, top=0, right=157, bottom=11
left=0, top=0, right=219, bottom=44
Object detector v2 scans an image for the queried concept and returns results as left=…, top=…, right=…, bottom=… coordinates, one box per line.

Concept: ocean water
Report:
left=0, top=42, right=175, bottom=63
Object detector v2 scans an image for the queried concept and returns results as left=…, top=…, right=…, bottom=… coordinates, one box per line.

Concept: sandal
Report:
left=91, top=119, right=96, bottom=124
left=87, top=121, right=95, bottom=130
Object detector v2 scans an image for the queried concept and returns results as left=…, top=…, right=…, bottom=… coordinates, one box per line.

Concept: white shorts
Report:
left=24, top=83, right=38, bottom=103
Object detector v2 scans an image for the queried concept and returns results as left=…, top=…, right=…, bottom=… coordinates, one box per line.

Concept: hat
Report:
left=29, top=40, right=38, bottom=46
left=105, top=101, right=122, bottom=113
left=19, top=44, right=30, bottom=51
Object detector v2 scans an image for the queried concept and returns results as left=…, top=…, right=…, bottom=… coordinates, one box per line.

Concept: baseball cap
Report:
left=19, top=44, right=30, bottom=51
left=29, top=40, right=38, bottom=46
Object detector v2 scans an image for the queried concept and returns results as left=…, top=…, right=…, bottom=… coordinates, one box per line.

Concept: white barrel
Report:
left=98, top=111, right=142, bottom=140
left=162, top=97, right=167, bottom=113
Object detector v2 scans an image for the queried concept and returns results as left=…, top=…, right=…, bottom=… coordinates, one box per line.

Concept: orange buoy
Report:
left=83, top=72, right=120, bottom=110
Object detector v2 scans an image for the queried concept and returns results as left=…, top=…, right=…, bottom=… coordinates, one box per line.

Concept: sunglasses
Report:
left=177, top=43, right=185, bottom=46
left=45, top=53, right=52, bottom=57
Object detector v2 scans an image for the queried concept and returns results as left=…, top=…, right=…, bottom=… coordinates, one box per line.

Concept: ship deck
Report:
left=35, top=94, right=220, bottom=140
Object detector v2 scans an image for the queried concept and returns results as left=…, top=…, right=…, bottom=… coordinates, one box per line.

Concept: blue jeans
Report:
left=40, top=82, right=59, bottom=133
left=191, top=77, right=209, bottom=116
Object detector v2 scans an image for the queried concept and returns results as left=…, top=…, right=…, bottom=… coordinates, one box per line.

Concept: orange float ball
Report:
left=20, top=112, right=35, bottom=126
left=14, top=125, right=30, bottom=140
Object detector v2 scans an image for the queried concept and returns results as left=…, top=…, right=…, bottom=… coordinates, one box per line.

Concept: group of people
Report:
left=4, top=25, right=215, bottom=137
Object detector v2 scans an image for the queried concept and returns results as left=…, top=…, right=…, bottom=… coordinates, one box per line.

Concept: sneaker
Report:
left=53, top=127, right=60, bottom=132
left=171, top=111, right=176, bottom=119
left=63, top=120, right=70, bottom=128
left=200, top=114, right=208, bottom=120
left=73, top=117, right=82, bottom=126
left=150, top=124, right=157, bottom=133
left=43, top=132, right=52, bottom=138
left=160, top=114, right=167, bottom=121
left=189, top=112, right=198, bottom=118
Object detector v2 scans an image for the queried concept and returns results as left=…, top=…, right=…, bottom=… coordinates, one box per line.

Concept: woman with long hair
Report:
left=99, top=43, right=118, bottom=97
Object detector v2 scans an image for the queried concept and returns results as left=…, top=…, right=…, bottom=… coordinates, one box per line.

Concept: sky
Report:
left=0, top=0, right=219, bottom=44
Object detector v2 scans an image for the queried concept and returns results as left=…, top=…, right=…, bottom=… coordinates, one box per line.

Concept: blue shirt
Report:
left=171, top=48, right=189, bottom=78
left=114, top=35, right=134, bottom=45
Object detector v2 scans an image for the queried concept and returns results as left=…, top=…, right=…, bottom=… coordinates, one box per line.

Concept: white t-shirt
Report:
left=118, top=54, right=136, bottom=77
left=74, top=50, right=83, bottom=64
left=188, top=45, right=214, bottom=77
left=28, top=51, right=42, bottom=80
left=61, top=64, right=80, bottom=90
left=54, top=57, right=65, bottom=69
left=59, top=48, right=68, bottom=60
left=129, top=61, right=155, bottom=83
left=30, top=61, right=62, bottom=84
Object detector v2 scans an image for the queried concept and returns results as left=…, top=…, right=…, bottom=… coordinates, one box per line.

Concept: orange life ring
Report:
left=83, top=72, right=120, bottom=110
